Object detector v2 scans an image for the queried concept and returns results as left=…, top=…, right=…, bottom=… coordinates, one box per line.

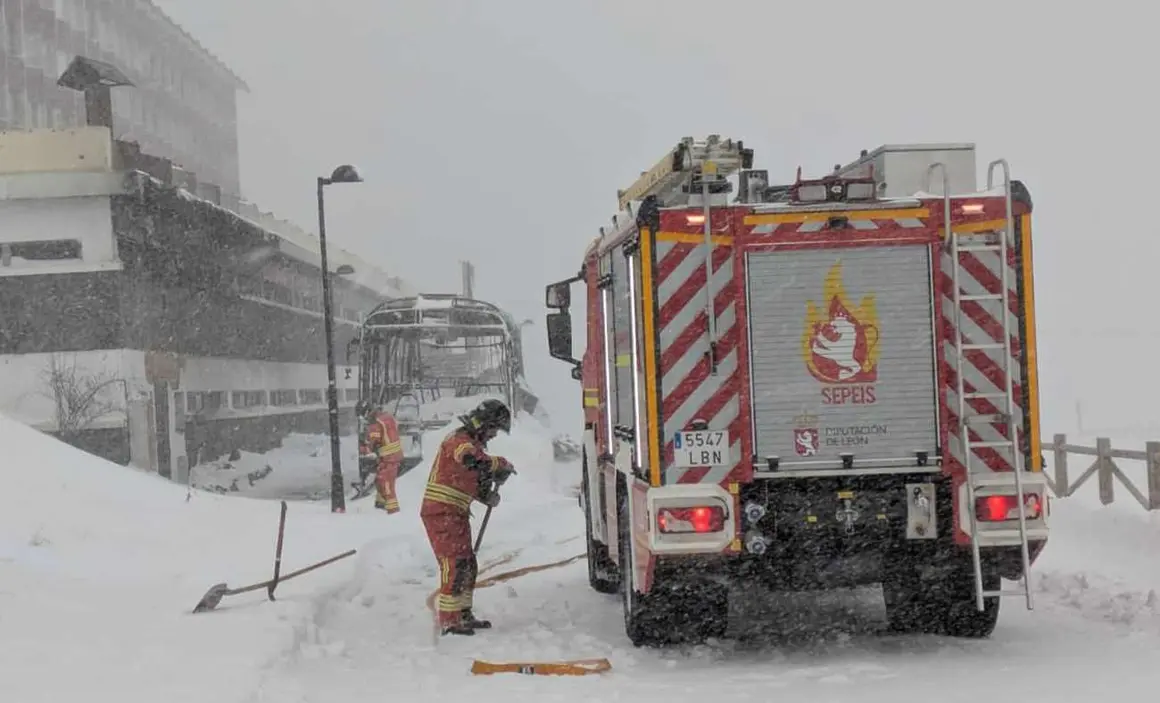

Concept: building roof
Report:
left=144, top=1, right=250, bottom=93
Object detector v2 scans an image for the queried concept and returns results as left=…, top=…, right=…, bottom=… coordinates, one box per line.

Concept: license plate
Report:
left=673, top=430, right=730, bottom=467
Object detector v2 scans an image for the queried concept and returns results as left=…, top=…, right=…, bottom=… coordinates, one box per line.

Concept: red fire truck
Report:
left=544, top=137, right=1048, bottom=646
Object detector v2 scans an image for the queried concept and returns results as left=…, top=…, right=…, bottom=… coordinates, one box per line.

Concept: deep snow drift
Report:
left=2, top=411, right=1158, bottom=702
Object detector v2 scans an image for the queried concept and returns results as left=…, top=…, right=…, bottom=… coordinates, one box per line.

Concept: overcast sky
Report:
left=156, top=0, right=1158, bottom=437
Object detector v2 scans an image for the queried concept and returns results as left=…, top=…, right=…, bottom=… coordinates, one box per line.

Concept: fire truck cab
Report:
left=544, top=137, right=1048, bottom=647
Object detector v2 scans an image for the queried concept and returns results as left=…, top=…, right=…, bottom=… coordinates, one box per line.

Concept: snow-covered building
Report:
left=0, top=0, right=247, bottom=200
left=0, top=125, right=415, bottom=480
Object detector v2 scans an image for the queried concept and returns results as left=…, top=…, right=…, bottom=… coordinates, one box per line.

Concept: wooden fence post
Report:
left=1097, top=437, right=1114, bottom=506
left=1052, top=433, right=1069, bottom=496
left=1147, top=441, right=1160, bottom=511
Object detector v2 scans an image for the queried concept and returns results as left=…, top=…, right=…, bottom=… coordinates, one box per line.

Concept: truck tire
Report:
left=883, top=553, right=1000, bottom=638
left=618, top=486, right=728, bottom=646
left=939, top=559, right=1001, bottom=638
left=582, top=450, right=619, bottom=594
left=669, top=581, right=729, bottom=643
left=620, top=486, right=656, bottom=646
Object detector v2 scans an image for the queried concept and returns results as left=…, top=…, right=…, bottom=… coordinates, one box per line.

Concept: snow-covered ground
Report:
left=190, top=431, right=364, bottom=500
left=188, top=392, right=516, bottom=500
left=2, top=410, right=1158, bottom=702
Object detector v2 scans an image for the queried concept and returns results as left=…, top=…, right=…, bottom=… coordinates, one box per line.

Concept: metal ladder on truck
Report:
left=616, top=136, right=752, bottom=375
left=616, top=135, right=751, bottom=211
left=926, top=160, right=1035, bottom=613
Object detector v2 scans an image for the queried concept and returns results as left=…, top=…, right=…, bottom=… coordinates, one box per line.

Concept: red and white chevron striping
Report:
left=654, top=237, right=744, bottom=486
left=936, top=238, right=1026, bottom=476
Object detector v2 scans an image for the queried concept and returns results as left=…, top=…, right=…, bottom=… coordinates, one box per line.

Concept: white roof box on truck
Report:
left=835, top=143, right=977, bottom=198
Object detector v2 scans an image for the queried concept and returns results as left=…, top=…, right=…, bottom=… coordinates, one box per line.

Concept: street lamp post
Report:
left=317, top=164, right=363, bottom=513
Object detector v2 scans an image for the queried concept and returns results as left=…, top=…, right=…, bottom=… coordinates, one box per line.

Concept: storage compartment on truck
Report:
left=746, top=244, right=940, bottom=471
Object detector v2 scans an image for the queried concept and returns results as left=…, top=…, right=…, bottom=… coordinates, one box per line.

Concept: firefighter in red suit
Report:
left=361, top=403, right=404, bottom=514
left=420, top=399, right=516, bottom=636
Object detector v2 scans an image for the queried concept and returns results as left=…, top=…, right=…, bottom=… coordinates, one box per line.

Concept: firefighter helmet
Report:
left=463, top=399, right=512, bottom=435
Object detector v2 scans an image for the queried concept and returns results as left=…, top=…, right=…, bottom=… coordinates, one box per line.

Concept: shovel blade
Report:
left=193, top=583, right=230, bottom=613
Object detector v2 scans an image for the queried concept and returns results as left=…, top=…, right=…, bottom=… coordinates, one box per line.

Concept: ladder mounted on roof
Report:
left=617, top=135, right=753, bottom=210
left=616, top=136, right=752, bottom=378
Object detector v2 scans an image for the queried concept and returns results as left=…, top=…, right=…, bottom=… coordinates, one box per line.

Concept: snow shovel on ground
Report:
left=192, top=548, right=357, bottom=614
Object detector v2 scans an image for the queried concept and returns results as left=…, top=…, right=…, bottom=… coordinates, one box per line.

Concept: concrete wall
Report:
left=0, top=349, right=143, bottom=430
left=0, top=126, right=116, bottom=173
left=0, top=347, right=361, bottom=475
left=0, top=195, right=119, bottom=274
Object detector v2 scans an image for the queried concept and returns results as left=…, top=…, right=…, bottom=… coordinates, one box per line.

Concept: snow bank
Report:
left=0, top=413, right=379, bottom=703
left=5, top=403, right=1160, bottom=701
left=0, top=409, right=575, bottom=703
left=1034, top=495, right=1160, bottom=634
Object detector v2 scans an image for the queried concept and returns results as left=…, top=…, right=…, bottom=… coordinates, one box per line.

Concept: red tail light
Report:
left=657, top=506, right=725, bottom=534
left=976, top=493, right=1043, bottom=522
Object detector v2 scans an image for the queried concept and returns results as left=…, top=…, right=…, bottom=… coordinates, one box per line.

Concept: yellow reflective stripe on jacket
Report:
left=453, top=442, right=476, bottom=463
left=377, top=440, right=403, bottom=457
left=423, top=482, right=473, bottom=510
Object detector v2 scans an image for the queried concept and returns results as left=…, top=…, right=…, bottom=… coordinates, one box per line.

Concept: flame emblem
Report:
left=802, top=261, right=879, bottom=384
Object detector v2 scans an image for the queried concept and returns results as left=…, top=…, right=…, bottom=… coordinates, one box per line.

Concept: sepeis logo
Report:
left=801, top=261, right=879, bottom=405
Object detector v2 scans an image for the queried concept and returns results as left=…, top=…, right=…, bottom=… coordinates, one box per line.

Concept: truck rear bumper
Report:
left=653, top=540, right=1047, bottom=592
left=648, top=471, right=1048, bottom=591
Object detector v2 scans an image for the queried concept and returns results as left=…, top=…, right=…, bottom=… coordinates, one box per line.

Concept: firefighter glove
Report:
left=483, top=491, right=501, bottom=508
left=493, top=458, right=517, bottom=484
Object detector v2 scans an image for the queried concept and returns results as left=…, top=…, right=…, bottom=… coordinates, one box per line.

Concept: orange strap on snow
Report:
left=479, top=549, right=523, bottom=574
left=424, top=552, right=586, bottom=614
left=470, top=658, right=612, bottom=676
left=475, top=553, right=585, bottom=588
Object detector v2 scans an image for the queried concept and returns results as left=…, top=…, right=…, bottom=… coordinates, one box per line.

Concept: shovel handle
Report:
left=272, top=548, right=357, bottom=585
left=228, top=549, right=358, bottom=596
left=268, top=501, right=288, bottom=601
left=474, top=506, right=492, bottom=554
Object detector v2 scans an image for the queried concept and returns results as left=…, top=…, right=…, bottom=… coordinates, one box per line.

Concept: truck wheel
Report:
left=939, top=559, right=1001, bottom=639
left=668, top=582, right=729, bottom=642
left=582, top=451, right=619, bottom=594
left=617, top=488, right=728, bottom=646
left=883, top=554, right=1000, bottom=638
left=619, top=487, right=662, bottom=647
left=882, top=561, right=942, bottom=634
left=700, top=585, right=729, bottom=640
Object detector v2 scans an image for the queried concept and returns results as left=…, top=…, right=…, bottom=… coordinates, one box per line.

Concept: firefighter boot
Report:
left=440, top=616, right=476, bottom=637
left=441, top=624, right=475, bottom=636
left=462, top=609, right=491, bottom=630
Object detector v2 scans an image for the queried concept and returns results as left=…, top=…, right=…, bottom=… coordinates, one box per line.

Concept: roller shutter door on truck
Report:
left=746, top=245, right=939, bottom=470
